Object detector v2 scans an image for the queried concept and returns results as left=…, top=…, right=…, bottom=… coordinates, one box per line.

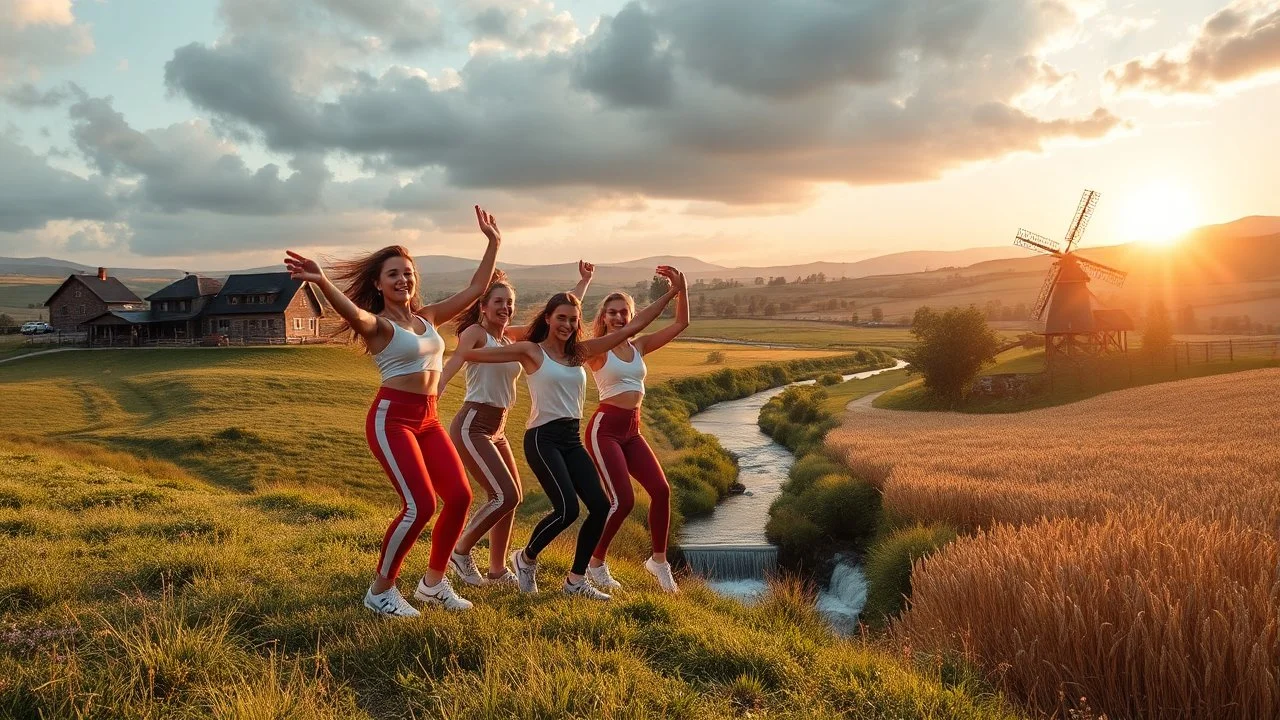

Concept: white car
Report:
left=20, top=321, right=54, bottom=335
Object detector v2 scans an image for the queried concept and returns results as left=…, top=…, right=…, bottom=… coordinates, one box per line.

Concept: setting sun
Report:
left=1116, top=181, right=1203, bottom=247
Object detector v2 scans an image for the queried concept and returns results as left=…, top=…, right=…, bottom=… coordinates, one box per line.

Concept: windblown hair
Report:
left=591, top=291, right=635, bottom=339
left=328, top=245, right=421, bottom=350
left=527, top=292, right=585, bottom=364
left=454, top=269, right=514, bottom=335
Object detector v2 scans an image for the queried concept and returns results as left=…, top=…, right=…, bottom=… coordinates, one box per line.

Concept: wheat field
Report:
left=829, top=369, right=1280, bottom=719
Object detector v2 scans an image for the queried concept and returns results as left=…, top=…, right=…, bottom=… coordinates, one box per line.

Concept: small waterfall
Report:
left=680, top=544, right=778, bottom=580
left=816, top=559, right=868, bottom=635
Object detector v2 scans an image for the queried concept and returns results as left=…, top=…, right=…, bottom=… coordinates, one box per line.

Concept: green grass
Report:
left=875, top=352, right=1280, bottom=413
left=819, top=369, right=912, bottom=415
left=687, top=318, right=918, bottom=348
left=0, top=425, right=1022, bottom=718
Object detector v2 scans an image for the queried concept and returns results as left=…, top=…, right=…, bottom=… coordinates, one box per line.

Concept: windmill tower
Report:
left=1015, top=190, right=1135, bottom=367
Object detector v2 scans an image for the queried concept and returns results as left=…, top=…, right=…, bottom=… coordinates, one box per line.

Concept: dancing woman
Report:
left=581, top=271, right=688, bottom=592
left=437, top=262, right=595, bottom=586
left=459, top=267, right=681, bottom=600
left=283, top=206, right=501, bottom=617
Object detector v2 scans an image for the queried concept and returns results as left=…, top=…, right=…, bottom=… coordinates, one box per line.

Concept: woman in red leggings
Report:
left=582, top=270, right=689, bottom=592
left=284, top=205, right=501, bottom=617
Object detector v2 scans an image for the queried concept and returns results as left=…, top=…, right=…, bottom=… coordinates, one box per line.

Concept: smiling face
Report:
left=376, top=255, right=417, bottom=305
left=547, top=302, right=580, bottom=344
left=480, top=285, right=515, bottom=328
left=602, top=298, right=632, bottom=332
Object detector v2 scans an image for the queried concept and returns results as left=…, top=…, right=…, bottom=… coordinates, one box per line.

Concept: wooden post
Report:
left=1229, top=339, right=1234, bottom=362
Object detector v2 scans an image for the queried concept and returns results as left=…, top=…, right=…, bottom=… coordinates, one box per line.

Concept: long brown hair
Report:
left=527, top=292, right=585, bottom=364
left=591, top=291, right=635, bottom=338
left=328, top=245, right=421, bottom=349
left=455, top=269, right=513, bottom=335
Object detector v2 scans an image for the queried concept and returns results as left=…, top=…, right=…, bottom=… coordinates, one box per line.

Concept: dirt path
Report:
left=845, top=390, right=891, bottom=413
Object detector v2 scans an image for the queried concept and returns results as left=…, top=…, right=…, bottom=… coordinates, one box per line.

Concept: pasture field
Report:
left=830, top=369, right=1280, bottom=719
left=0, top=345, right=1021, bottom=719
left=687, top=318, right=919, bottom=347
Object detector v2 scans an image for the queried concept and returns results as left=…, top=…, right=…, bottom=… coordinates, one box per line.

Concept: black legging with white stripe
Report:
left=522, top=418, right=610, bottom=575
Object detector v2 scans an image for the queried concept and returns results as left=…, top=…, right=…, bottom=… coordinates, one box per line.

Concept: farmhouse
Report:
left=46, top=269, right=330, bottom=345
left=44, top=268, right=145, bottom=332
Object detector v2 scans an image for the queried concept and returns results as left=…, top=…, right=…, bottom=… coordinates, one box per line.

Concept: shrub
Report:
left=861, top=523, right=957, bottom=626
left=705, top=350, right=727, bottom=364
left=817, top=373, right=843, bottom=386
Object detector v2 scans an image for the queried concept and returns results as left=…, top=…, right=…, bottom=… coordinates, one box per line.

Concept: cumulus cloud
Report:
left=166, top=0, right=1123, bottom=210
left=0, top=135, right=116, bottom=232
left=466, top=0, right=581, bottom=56
left=2, top=81, right=71, bottom=108
left=0, top=0, right=94, bottom=79
left=68, top=94, right=330, bottom=216
left=1105, top=0, right=1280, bottom=94
left=219, top=0, right=445, bottom=54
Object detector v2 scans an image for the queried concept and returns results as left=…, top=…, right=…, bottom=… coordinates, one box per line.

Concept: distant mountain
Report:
left=0, top=257, right=186, bottom=280
left=707, top=247, right=1026, bottom=282
left=1189, top=215, right=1280, bottom=240
left=610, top=256, right=728, bottom=273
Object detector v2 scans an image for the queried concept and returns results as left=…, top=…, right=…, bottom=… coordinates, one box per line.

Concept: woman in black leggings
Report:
left=460, top=267, right=679, bottom=599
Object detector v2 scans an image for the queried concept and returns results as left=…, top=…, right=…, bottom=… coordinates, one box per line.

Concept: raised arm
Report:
left=285, top=251, right=381, bottom=340
left=579, top=267, right=679, bottom=359
left=570, top=260, right=594, bottom=303
left=439, top=325, right=486, bottom=395
left=418, top=206, right=501, bottom=326
left=460, top=339, right=543, bottom=374
left=633, top=268, right=689, bottom=356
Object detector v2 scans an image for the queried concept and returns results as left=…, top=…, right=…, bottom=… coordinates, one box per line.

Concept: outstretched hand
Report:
left=284, top=251, right=325, bottom=283
left=578, top=260, right=595, bottom=282
left=475, top=205, right=501, bottom=244
left=654, top=265, right=684, bottom=294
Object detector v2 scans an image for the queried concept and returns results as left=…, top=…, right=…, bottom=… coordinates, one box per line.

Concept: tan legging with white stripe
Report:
left=449, top=401, right=523, bottom=575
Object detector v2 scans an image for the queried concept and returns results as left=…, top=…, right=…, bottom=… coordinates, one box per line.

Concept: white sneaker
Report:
left=413, top=576, right=474, bottom=611
left=645, top=557, right=679, bottom=593
left=449, top=549, right=487, bottom=587
left=363, top=586, right=421, bottom=618
left=511, top=548, right=538, bottom=594
left=585, top=562, right=622, bottom=590
left=564, top=578, right=612, bottom=601
left=487, top=567, right=518, bottom=587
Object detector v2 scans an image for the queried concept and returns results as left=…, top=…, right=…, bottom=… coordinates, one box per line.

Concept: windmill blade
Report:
left=1076, top=255, right=1128, bottom=287
left=1031, top=263, right=1060, bottom=320
left=1063, top=189, right=1100, bottom=253
left=1014, top=228, right=1061, bottom=255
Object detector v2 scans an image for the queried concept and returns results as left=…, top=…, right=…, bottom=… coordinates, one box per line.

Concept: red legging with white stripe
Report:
left=365, top=387, right=473, bottom=580
left=585, top=403, right=671, bottom=559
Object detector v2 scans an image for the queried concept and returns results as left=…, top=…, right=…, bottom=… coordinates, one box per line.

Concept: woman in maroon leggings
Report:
left=582, top=270, right=689, bottom=592
left=284, top=206, right=500, bottom=617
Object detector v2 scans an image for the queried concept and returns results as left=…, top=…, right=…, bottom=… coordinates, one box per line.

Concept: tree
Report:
left=903, top=306, right=1001, bottom=408
left=764, top=303, right=777, bottom=316
left=1177, top=305, right=1197, bottom=333
left=0, top=313, right=14, bottom=329
left=850, top=312, right=859, bottom=324
left=870, top=306, right=884, bottom=323
left=754, top=277, right=765, bottom=285
left=1143, top=301, right=1173, bottom=356
left=696, top=294, right=708, bottom=315
left=648, top=275, right=670, bottom=303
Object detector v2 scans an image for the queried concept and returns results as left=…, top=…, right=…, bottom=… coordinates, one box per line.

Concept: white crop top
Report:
left=373, top=318, right=444, bottom=381
left=464, top=332, right=522, bottom=408
left=525, top=347, right=586, bottom=429
left=592, top=342, right=647, bottom=401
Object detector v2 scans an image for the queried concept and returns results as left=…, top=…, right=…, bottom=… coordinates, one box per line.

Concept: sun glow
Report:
left=1116, top=181, right=1202, bottom=247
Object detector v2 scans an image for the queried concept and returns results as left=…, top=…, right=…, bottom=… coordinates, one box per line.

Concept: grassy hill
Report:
left=0, top=347, right=1021, bottom=719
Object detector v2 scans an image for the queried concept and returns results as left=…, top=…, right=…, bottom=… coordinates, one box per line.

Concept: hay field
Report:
left=829, top=369, right=1280, bottom=719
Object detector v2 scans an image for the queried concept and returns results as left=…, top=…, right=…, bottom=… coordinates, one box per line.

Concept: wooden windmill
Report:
left=1015, top=190, right=1134, bottom=366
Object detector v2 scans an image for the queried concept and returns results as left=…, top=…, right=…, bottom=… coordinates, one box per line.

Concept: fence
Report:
left=1043, top=338, right=1279, bottom=396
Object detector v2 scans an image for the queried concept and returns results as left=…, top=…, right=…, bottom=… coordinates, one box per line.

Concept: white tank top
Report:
left=592, top=342, right=647, bottom=401
left=463, top=332, right=522, bottom=408
left=525, top=347, right=586, bottom=429
left=373, top=318, right=444, bottom=381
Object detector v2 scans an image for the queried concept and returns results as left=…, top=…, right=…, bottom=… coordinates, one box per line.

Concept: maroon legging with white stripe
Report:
left=585, top=403, right=671, bottom=559
left=365, top=387, right=472, bottom=580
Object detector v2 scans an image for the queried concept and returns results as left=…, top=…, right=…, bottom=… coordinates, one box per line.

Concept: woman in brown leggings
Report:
left=438, top=263, right=594, bottom=586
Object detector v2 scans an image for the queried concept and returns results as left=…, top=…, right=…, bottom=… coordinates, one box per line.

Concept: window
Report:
left=293, top=318, right=304, bottom=330
left=180, top=301, right=189, bottom=311
left=308, top=318, right=316, bottom=331
left=74, top=289, right=82, bottom=298
left=61, top=306, right=69, bottom=315
left=79, top=305, right=85, bottom=314
left=230, top=296, right=239, bottom=305
left=158, top=302, right=167, bottom=312
left=218, top=319, right=230, bottom=330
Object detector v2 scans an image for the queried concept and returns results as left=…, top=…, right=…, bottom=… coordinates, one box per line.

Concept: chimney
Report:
left=97, top=267, right=107, bottom=281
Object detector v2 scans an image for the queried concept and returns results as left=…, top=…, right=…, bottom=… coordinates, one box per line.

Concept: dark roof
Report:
left=146, top=275, right=224, bottom=301
left=204, top=272, right=307, bottom=315
left=83, top=310, right=153, bottom=325
left=1092, top=308, right=1135, bottom=331
left=45, top=274, right=144, bottom=306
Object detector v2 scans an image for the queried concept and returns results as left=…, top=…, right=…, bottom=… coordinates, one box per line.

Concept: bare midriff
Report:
left=601, top=390, right=643, bottom=411
left=381, top=370, right=441, bottom=396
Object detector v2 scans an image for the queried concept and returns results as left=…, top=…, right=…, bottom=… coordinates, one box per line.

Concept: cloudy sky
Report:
left=2, top=0, right=1279, bottom=269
